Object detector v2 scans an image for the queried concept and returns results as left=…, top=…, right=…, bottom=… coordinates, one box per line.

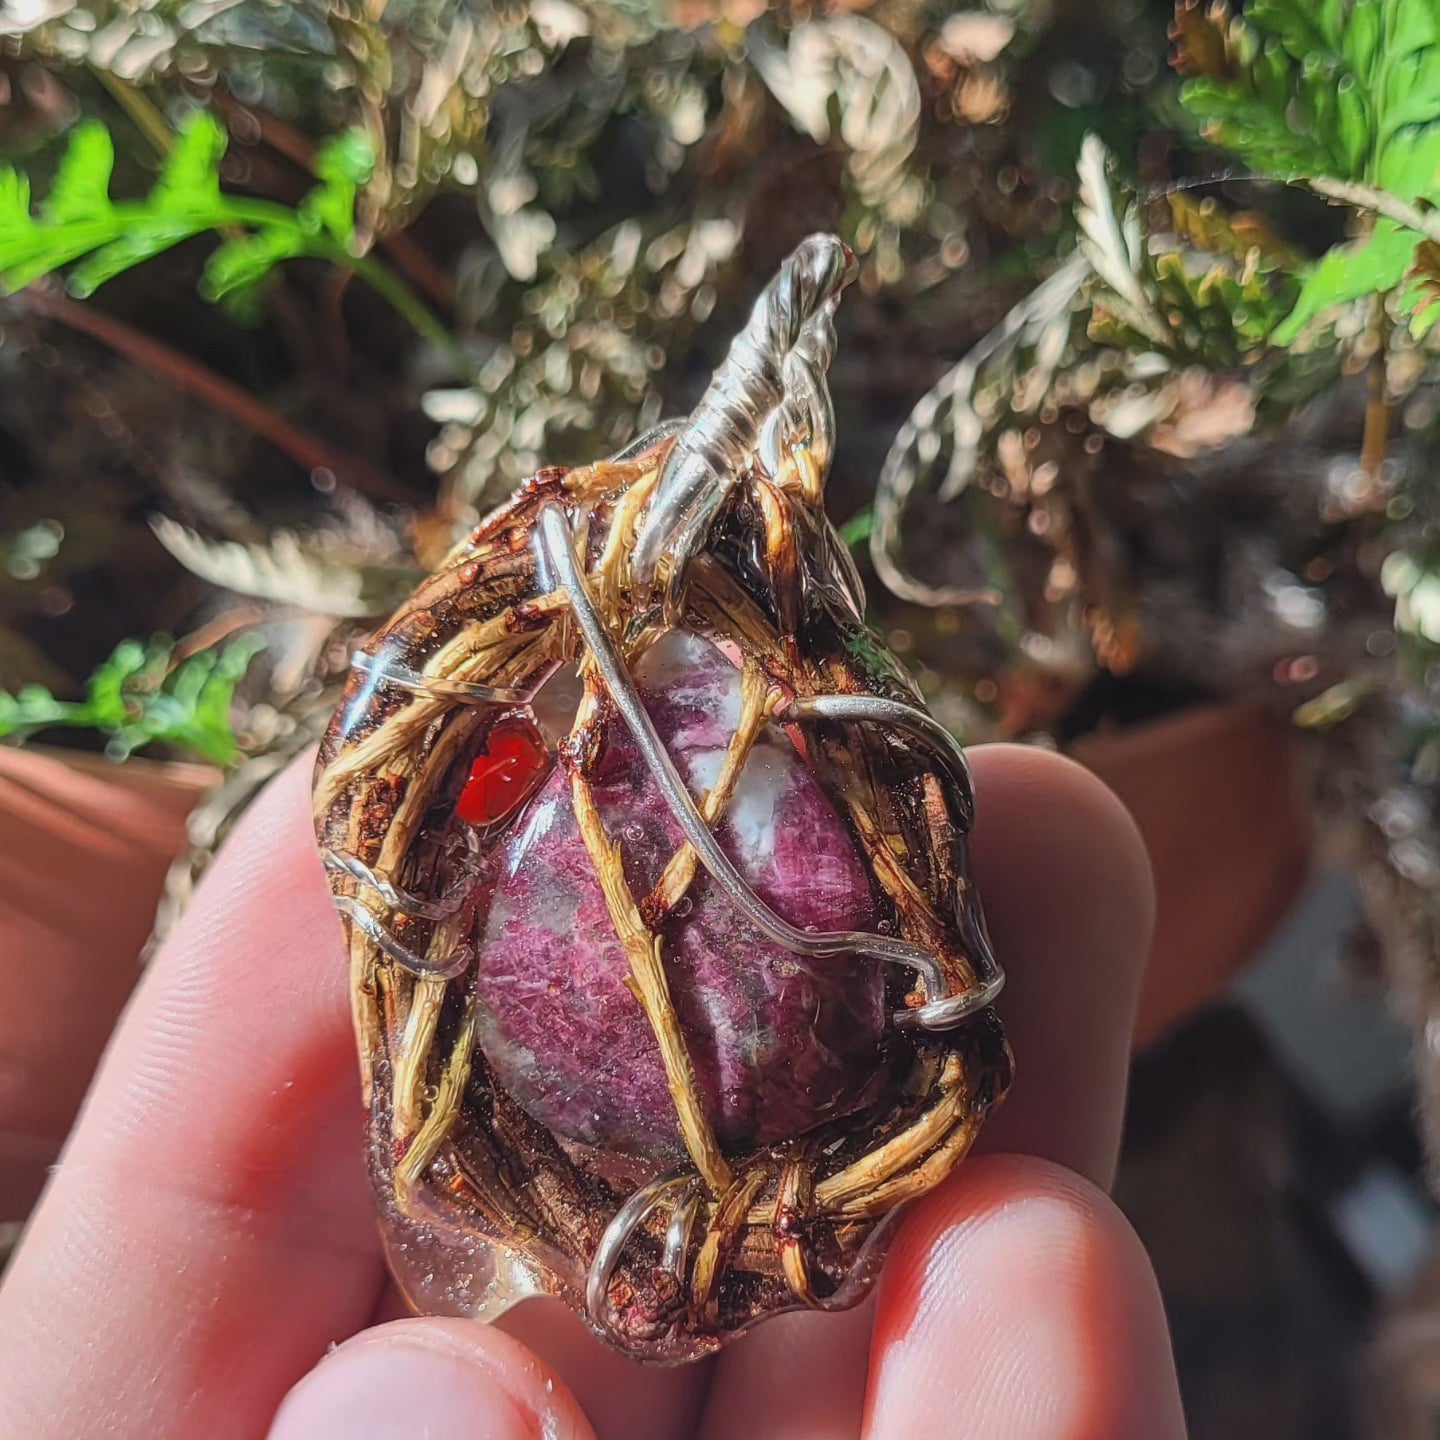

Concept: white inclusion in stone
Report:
left=683, top=746, right=725, bottom=798
left=676, top=722, right=789, bottom=857
left=510, top=790, right=561, bottom=857
left=725, top=745, right=787, bottom=854
left=634, top=629, right=792, bottom=857
left=635, top=631, right=745, bottom=734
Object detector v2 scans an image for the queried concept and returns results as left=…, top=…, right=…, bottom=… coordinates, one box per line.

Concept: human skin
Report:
left=0, top=744, right=1188, bottom=1440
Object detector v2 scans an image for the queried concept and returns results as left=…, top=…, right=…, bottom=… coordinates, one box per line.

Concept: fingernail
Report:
left=269, top=1337, right=549, bottom=1440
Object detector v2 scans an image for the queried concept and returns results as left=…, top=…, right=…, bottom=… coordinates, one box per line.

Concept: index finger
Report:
left=0, top=758, right=384, bottom=1440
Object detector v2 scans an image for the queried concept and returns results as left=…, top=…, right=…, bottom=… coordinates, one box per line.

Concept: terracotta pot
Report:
left=0, top=746, right=215, bottom=1219
left=1070, top=705, right=1314, bottom=1051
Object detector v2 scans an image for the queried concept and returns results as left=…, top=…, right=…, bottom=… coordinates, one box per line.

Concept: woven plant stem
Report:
left=569, top=667, right=733, bottom=1196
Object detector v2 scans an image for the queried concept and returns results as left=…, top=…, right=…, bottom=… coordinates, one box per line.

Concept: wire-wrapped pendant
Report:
left=312, top=235, right=1012, bottom=1364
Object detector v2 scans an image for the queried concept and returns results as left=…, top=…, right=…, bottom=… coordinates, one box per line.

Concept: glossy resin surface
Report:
left=312, top=236, right=1011, bottom=1362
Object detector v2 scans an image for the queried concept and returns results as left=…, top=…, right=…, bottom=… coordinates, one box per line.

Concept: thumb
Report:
left=267, top=1317, right=599, bottom=1440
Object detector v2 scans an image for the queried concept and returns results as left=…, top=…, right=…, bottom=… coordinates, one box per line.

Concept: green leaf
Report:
left=68, top=221, right=195, bottom=296
left=0, top=168, right=32, bottom=231
left=1334, top=73, right=1370, bottom=176
left=0, top=118, right=222, bottom=294
left=297, top=128, right=374, bottom=244
left=1397, top=237, right=1440, bottom=334
left=1146, top=245, right=1299, bottom=360
left=0, top=633, right=262, bottom=764
left=1274, top=218, right=1419, bottom=343
left=1380, top=125, right=1440, bottom=202
left=155, top=110, right=227, bottom=213
left=44, top=122, right=115, bottom=223
left=201, top=227, right=305, bottom=303
left=1248, top=0, right=1348, bottom=58
left=1, top=231, right=117, bottom=291
left=85, top=638, right=151, bottom=726
left=0, top=113, right=374, bottom=310
left=316, top=128, right=375, bottom=190
left=1180, top=0, right=1440, bottom=196
left=839, top=508, right=873, bottom=546
left=0, top=114, right=440, bottom=356
left=1179, top=24, right=1351, bottom=179
left=1344, top=3, right=1383, bottom=83
left=1407, top=292, right=1440, bottom=336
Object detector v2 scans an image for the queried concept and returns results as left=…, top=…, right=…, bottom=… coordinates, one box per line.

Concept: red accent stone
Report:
left=457, top=719, right=548, bottom=826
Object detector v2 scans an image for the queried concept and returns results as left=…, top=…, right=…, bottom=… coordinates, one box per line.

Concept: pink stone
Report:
left=474, top=634, right=884, bottom=1165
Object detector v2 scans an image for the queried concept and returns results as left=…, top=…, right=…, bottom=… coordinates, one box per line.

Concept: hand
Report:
left=0, top=745, right=1187, bottom=1440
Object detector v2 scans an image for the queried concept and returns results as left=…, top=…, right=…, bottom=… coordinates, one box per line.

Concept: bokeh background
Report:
left=4, top=3, right=1440, bottom=1434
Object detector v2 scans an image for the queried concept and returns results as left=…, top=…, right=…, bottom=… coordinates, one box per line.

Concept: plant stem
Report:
left=1361, top=290, right=1392, bottom=492
left=344, top=250, right=478, bottom=383
left=91, top=96, right=463, bottom=364
left=90, top=68, right=174, bottom=157
left=211, top=89, right=456, bottom=306
left=21, top=286, right=406, bottom=499
left=194, top=201, right=471, bottom=378
left=171, top=605, right=278, bottom=667
left=1301, top=175, right=1440, bottom=246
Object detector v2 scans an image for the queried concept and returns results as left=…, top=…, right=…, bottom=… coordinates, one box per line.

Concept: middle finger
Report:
left=697, top=746, right=1155, bottom=1440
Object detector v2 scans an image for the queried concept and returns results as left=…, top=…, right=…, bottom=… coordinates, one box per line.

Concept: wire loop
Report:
left=632, top=233, right=857, bottom=613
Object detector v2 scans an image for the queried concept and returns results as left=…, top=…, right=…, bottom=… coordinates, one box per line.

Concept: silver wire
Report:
left=780, top=694, right=1004, bottom=1020
left=322, top=849, right=467, bottom=921
left=537, top=502, right=960, bottom=1011
left=663, top=1181, right=705, bottom=1280
left=608, top=417, right=688, bottom=463
left=350, top=649, right=535, bottom=706
left=585, top=1173, right=695, bottom=1337
left=631, top=234, right=857, bottom=609
left=333, top=894, right=474, bottom=981
left=895, top=971, right=1006, bottom=1029
left=780, top=694, right=977, bottom=833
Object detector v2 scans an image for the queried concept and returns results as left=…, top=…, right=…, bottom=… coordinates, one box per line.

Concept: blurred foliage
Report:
left=1173, top=0, right=1440, bottom=340
left=874, top=0, right=1440, bottom=681
left=0, top=631, right=263, bottom=761
left=1, top=0, right=1438, bottom=767
left=1176, top=0, right=1440, bottom=187
left=1, top=0, right=1182, bottom=764
left=0, top=111, right=375, bottom=305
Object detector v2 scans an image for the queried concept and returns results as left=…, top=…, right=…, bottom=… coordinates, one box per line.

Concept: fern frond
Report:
left=0, top=112, right=373, bottom=310
left=0, top=633, right=265, bottom=765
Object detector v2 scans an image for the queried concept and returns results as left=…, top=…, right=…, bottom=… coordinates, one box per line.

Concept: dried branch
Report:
left=19, top=286, right=404, bottom=499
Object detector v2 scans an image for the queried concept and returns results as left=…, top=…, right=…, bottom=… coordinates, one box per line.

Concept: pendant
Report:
left=313, top=235, right=1012, bottom=1364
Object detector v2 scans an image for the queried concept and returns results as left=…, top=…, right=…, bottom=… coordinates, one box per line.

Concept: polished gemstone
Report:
left=456, top=717, right=548, bottom=826
left=474, top=634, right=885, bottom=1164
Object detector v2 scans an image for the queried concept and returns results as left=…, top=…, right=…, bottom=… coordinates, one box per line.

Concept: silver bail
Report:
left=631, top=233, right=857, bottom=613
